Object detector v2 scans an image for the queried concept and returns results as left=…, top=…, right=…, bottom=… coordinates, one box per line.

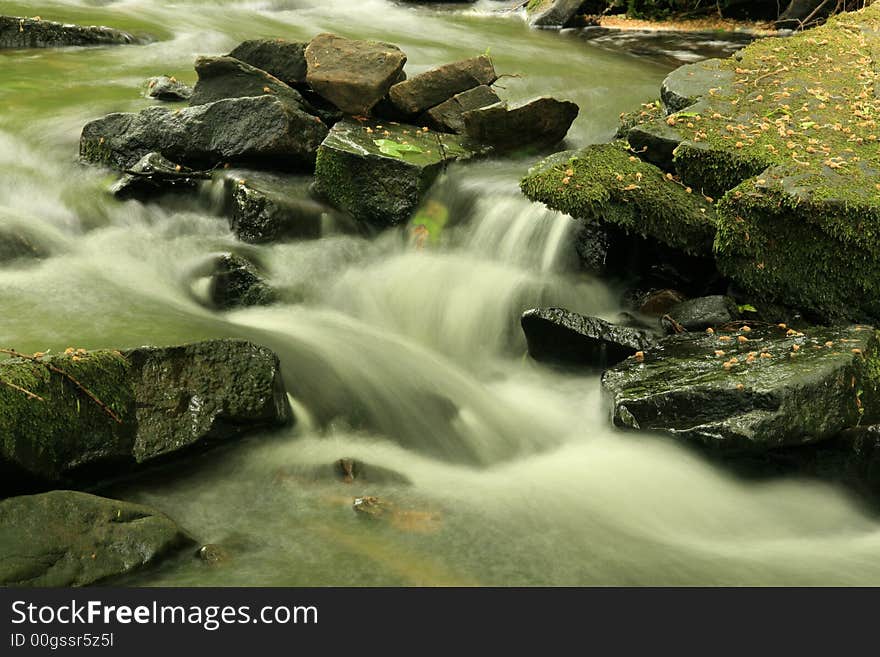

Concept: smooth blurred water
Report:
left=3, top=0, right=880, bottom=585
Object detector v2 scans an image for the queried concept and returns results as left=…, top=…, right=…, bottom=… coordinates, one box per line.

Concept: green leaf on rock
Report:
left=738, top=304, right=758, bottom=313
left=374, top=139, right=424, bottom=158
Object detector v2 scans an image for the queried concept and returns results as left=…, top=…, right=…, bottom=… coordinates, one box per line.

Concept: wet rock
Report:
left=389, top=55, right=496, bottom=116
left=522, top=307, right=657, bottom=368
left=189, top=56, right=310, bottom=108
left=304, top=33, right=407, bottom=115
left=626, top=119, right=686, bottom=172
left=209, top=253, right=275, bottom=309
left=145, top=75, right=192, bottom=102
left=0, top=339, right=292, bottom=493
left=0, top=223, right=51, bottom=264
left=637, top=289, right=687, bottom=317
left=602, top=324, right=880, bottom=452
left=660, top=59, right=732, bottom=114
left=80, top=94, right=328, bottom=171
left=228, top=39, right=308, bottom=87
left=0, top=15, right=139, bottom=49
left=521, top=142, right=716, bottom=257
left=110, top=152, right=210, bottom=201
left=334, top=458, right=412, bottom=485
left=526, top=0, right=586, bottom=28
left=223, top=171, right=343, bottom=243
left=197, top=544, right=231, bottom=566
left=0, top=491, right=191, bottom=587
left=573, top=220, right=611, bottom=275
left=420, top=84, right=500, bottom=134
left=666, top=295, right=739, bottom=332
left=353, top=495, right=389, bottom=520
left=314, top=118, right=473, bottom=227
left=462, top=97, right=579, bottom=152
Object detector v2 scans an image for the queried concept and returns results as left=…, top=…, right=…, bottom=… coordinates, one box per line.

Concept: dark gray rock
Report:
left=223, top=172, right=338, bottom=243
left=209, top=253, right=276, bottom=309
left=420, top=84, right=500, bottom=134
left=304, top=33, right=407, bottom=115
left=228, top=39, right=308, bottom=87
left=0, top=339, right=292, bottom=492
left=666, top=295, right=739, bottom=331
left=389, top=55, right=496, bottom=116
left=0, top=15, right=138, bottom=49
left=314, top=119, right=473, bottom=227
left=462, top=97, right=579, bottom=152
left=522, top=307, right=657, bottom=368
left=110, top=152, right=210, bottom=200
left=189, top=56, right=310, bottom=108
left=626, top=119, right=685, bottom=171
left=0, top=491, right=192, bottom=587
left=602, top=324, right=880, bottom=451
left=660, top=59, right=732, bottom=114
left=573, top=220, right=611, bottom=275
left=525, top=0, right=585, bottom=28
left=80, top=94, right=328, bottom=170
left=145, top=75, right=192, bottom=102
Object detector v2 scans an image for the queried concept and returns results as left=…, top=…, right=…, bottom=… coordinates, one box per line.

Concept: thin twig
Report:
left=0, top=348, right=122, bottom=423
left=0, top=377, right=45, bottom=402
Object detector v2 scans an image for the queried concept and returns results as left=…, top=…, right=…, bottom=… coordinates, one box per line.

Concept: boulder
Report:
left=0, top=339, right=291, bottom=493
left=665, top=295, right=739, bottom=331
left=228, top=39, right=308, bottom=87
left=420, top=84, right=500, bottom=134
left=304, top=33, right=406, bottom=115
left=660, top=58, right=732, bottom=114
left=314, top=118, right=473, bottom=227
left=209, top=253, right=275, bottom=309
left=521, top=307, right=656, bottom=368
left=80, top=94, right=328, bottom=170
left=0, top=15, right=138, bottom=49
left=602, top=324, right=880, bottom=451
left=626, top=119, right=687, bottom=172
left=462, top=97, right=578, bottom=152
left=520, top=142, right=716, bottom=257
left=110, top=152, right=210, bottom=200
left=389, top=55, right=496, bottom=116
left=189, top=56, right=310, bottom=108
left=145, top=75, right=192, bottom=102
left=0, top=223, right=52, bottom=264
left=223, top=171, right=341, bottom=243
left=525, top=0, right=586, bottom=28
left=0, top=491, right=191, bottom=587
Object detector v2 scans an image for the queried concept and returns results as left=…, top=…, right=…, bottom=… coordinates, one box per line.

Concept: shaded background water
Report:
left=2, top=0, right=880, bottom=585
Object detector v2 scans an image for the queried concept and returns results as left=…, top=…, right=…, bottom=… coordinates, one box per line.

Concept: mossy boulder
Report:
left=0, top=15, right=138, bottom=49
left=660, top=58, right=733, bottom=114
left=0, top=339, right=291, bottom=493
left=80, top=95, right=327, bottom=171
left=520, top=141, right=717, bottom=256
left=314, top=118, right=473, bottom=227
left=602, top=324, right=880, bottom=451
left=0, top=491, right=192, bottom=587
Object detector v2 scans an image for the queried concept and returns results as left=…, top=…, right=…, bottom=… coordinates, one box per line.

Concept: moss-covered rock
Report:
left=520, top=141, right=717, bottom=256
left=0, top=491, right=192, bottom=587
left=602, top=324, right=880, bottom=451
left=0, top=339, right=291, bottom=493
left=0, top=15, right=139, bottom=49
left=314, top=118, right=473, bottom=227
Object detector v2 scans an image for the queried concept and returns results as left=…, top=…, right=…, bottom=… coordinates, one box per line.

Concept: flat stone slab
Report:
left=389, top=55, right=496, bottom=116
left=462, top=96, right=578, bottom=152
left=602, top=324, right=880, bottom=451
left=0, top=15, right=138, bottom=49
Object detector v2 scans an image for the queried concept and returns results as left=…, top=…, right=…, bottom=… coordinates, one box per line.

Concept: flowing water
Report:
left=2, top=0, right=880, bottom=585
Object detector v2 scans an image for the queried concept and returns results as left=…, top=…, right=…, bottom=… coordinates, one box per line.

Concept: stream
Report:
left=3, top=0, right=880, bottom=585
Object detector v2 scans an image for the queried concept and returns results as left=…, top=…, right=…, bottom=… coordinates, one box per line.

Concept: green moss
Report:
left=615, top=99, right=665, bottom=138
left=520, top=141, right=717, bottom=255
left=0, top=350, right=134, bottom=480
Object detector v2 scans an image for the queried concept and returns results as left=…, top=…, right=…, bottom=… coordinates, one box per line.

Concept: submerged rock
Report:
left=0, top=223, right=52, bottom=264
left=110, top=152, right=210, bottom=200
left=228, top=39, right=308, bottom=88
left=602, top=324, right=880, bottom=451
left=189, top=56, right=310, bottom=108
left=421, top=84, right=500, bottom=134
left=0, top=15, right=138, bottom=49
left=80, top=94, right=327, bottom=170
left=305, top=33, right=407, bottom=115
left=223, top=171, right=342, bottom=243
left=462, top=97, right=578, bottom=152
left=522, top=307, right=656, bottom=368
left=145, top=75, right=193, bottom=102
left=209, top=253, right=276, bottom=309
left=525, top=0, right=585, bottom=28
left=389, top=55, right=497, bottom=116
left=314, top=118, right=473, bottom=227
left=0, top=340, right=292, bottom=493
left=0, top=491, right=192, bottom=587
